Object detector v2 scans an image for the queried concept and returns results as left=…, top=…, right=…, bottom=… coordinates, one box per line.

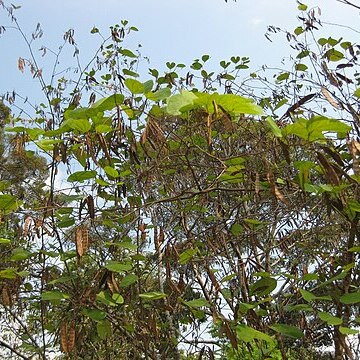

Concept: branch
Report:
left=336, top=0, right=360, bottom=10
left=0, top=340, right=30, bottom=360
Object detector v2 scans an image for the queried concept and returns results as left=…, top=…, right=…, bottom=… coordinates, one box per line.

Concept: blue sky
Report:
left=0, top=0, right=359, bottom=103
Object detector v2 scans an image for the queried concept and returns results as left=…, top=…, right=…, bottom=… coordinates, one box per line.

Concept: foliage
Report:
left=0, top=1, right=360, bottom=359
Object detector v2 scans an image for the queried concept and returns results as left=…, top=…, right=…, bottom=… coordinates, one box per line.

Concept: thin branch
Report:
left=0, top=340, right=30, bottom=360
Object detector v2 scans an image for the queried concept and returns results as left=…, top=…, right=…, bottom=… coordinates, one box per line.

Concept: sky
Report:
left=0, top=0, right=359, bottom=104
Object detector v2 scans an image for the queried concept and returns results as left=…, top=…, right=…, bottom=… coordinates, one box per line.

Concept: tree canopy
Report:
left=0, top=1, right=360, bottom=359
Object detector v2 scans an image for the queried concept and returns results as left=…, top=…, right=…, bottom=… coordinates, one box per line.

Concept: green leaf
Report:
left=298, top=3, right=308, bottom=10
left=0, top=238, right=11, bottom=245
left=179, top=248, right=198, bottom=265
left=237, top=324, right=274, bottom=343
left=0, top=194, right=21, bottom=211
left=340, top=292, right=360, bottom=304
left=91, top=94, right=124, bottom=112
left=95, top=124, right=112, bottom=133
left=82, top=308, right=107, bottom=321
left=66, top=118, right=91, bottom=133
left=145, top=87, right=171, bottom=101
left=324, top=49, right=344, bottom=62
left=277, top=72, right=289, bottom=81
left=166, top=91, right=198, bottom=116
left=300, top=289, right=316, bottom=302
left=96, top=291, right=117, bottom=306
left=119, top=49, right=137, bottom=58
left=0, top=268, right=18, bottom=279
left=319, top=312, right=342, bottom=326
left=266, top=117, right=283, bottom=137
left=112, top=293, right=124, bottom=304
left=339, top=326, right=359, bottom=335
left=120, top=274, right=138, bottom=287
left=230, top=223, right=243, bottom=236
left=104, top=261, right=132, bottom=273
left=67, top=170, right=97, bottom=183
left=250, top=277, right=277, bottom=297
left=10, top=247, right=32, bottom=261
left=41, top=291, right=69, bottom=301
left=270, top=324, right=304, bottom=339
left=183, top=298, right=209, bottom=308
left=97, top=319, right=112, bottom=339
left=139, top=292, right=167, bottom=300
left=215, top=94, right=263, bottom=115
left=295, top=63, right=308, bottom=71
left=104, top=166, right=119, bottom=178
left=354, top=88, right=360, bottom=99
left=125, top=78, right=144, bottom=94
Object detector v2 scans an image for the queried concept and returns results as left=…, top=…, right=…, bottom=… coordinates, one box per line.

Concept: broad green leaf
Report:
left=139, top=292, right=167, bottom=300
left=339, top=326, right=359, bottom=335
left=302, top=273, right=318, bottom=281
left=348, top=200, right=360, bottom=212
left=95, top=124, right=112, bottom=133
left=270, top=324, right=304, bottom=339
left=112, top=293, right=124, bottom=304
left=82, top=308, right=107, bottom=321
left=215, top=94, right=263, bottom=115
left=340, top=292, right=360, bottom=304
left=97, top=319, right=112, bottom=339
left=295, top=63, right=308, bottom=71
left=319, top=312, right=342, bottom=325
left=266, top=117, right=283, bottom=137
left=0, top=194, right=21, bottom=211
left=300, top=289, right=316, bottom=302
left=125, top=78, right=144, bottom=94
left=0, top=268, right=18, bottom=279
left=166, top=91, right=197, bottom=115
left=120, top=274, right=138, bottom=287
left=57, top=217, right=75, bottom=228
left=66, top=118, right=91, bottom=133
left=179, top=248, right=198, bottom=265
left=96, top=291, right=117, bottom=306
left=146, top=87, right=171, bottom=101
left=10, top=247, right=32, bottom=261
left=307, top=116, right=350, bottom=139
left=41, top=291, right=69, bottom=301
left=183, top=298, right=209, bottom=308
left=324, top=49, right=344, bottom=62
left=298, top=3, right=308, bottom=10
left=143, top=80, right=154, bottom=93
left=104, top=261, right=132, bottom=273
left=0, top=238, right=11, bottom=245
left=67, top=170, right=97, bottom=183
left=119, top=49, right=137, bottom=58
left=250, top=277, right=277, bottom=297
left=277, top=72, right=289, bottom=81
left=237, top=324, right=274, bottom=343
left=230, top=223, right=243, bottom=236
left=91, top=94, right=124, bottom=112
left=354, top=89, right=360, bottom=99
left=104, top=166, right=119, bottom=178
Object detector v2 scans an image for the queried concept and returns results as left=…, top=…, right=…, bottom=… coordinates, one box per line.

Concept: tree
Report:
left=0, top=1, right=359, bottom=359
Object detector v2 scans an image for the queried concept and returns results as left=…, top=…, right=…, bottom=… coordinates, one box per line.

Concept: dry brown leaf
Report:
left=349, top=139, right=359, bottom=175
left=86, top=195, right=95, bottom=220
left=60, top=321, right=69, bottom=353
left=321, top=86, right=340, bottom=109
left=23, top=216, right=31, bottom=237
left=75, top=226, right=89, bottom=258
left=17, top=57, right=25, bottom=73
left=316, top=152, right=340, bottom=186
left=1, top=286, right=12, bottom=306
left=267, top=171, right=288, bottom=204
